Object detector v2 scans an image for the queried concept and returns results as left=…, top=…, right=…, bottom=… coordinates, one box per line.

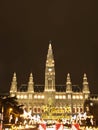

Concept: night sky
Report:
left=0, top=1, right=98, bottom=94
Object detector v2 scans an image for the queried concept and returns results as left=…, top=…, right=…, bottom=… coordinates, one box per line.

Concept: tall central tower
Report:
left=45, top=42, right=55, bottom=92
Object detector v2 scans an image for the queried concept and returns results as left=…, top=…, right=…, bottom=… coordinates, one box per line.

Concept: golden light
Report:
left=9, top=108, right=13, bottom=113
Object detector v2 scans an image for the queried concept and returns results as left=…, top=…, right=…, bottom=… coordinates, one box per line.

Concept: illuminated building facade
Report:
left=10, top=43, right=90, bottom=117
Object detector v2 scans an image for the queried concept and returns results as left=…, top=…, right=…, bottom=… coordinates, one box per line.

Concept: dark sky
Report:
left=0, top=1, right=98, bottom=94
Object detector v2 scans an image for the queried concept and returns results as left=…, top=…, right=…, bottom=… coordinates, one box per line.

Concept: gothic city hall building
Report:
left=10, top=43, right=90, bottom=118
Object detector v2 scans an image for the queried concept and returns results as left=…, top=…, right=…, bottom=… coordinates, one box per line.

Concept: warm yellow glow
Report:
left=29, top=94, right=32, bottom=99
left=59, top=95, right=62, bottom=99
left=9, top=108, right=12, bottom=111
left=68, top=94, right=71, bottom=99
left=80, top=95, right=83, bottom=99
left=48, top=68, right=52, bottom=72
left=76, top=95, right=79, bottom=99
left=21, top=95, right=23, bottom=99
left=55, top=95, right=66, bottom=99
left=38, top=95, right=40, bottom=99
left=24, top=95, right=27, bottom=99
left=63, top=95, right=66, bottom=99
left=55, top=95, right=58, bottom=99
left=34, top=95, right=37, bottom=99
left=17, top=95, right=20, bottom=99
left=41, top=95, right=44, bottom=99
left=73, top=95, right=75, bottom=99
left=85, top=95, right=88, bottom=99
left=34, top=95, right=44, bottom=99
left=9, top=108, right=13, bottom=113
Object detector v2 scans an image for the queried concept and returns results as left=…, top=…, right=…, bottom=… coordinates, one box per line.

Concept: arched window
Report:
left=76, top=107, right=79, bottom=112
left=80, top=107, right=83, bottom=112
left=37, top=107, right=41, bottom=113
left=33, top=107, right=37, bottom=113
left=73, top=107, right=75, bottom=113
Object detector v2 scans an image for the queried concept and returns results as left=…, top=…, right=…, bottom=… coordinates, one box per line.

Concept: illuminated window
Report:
left=73, top=95, right=75, bottom=99
left=21, top=95, right=23, bottom=99
left=11, top=94, right=15, bottom=97
left=34, top=95, right=37, bottom=99
left=38, top=95, right=41, bottom=99
left=17, top=95, right=20, bottom=99
left=85, top=95, right=88, bottom=99
left=59, top=95, right=62, bottom=99
left=48, top=68, right=52, bottom=72
left=80, top=95, right=83, bottom=99
left=29, top=94, right=32, bottom=99
left=68, top=94, right=71, bottom=99
left=48, top=79, right=52, bottom=89
left=24, top=95, right=27, bottom=99
left=55, top=95, right=58, bottom=99
left=41, top=95, right=44, bottom=99
left=76, top=95, right=79, bottom=99
left=63, top=95, right=66, bottom=99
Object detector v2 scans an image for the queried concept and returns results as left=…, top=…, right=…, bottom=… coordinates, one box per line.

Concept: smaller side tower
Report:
left=27, top=73, right=34, bottom=92
left=10, top=72, right=17, bottom=97
left=66, top=73, right=72, bottom=93
left=82, top=73, right=90, bottom=99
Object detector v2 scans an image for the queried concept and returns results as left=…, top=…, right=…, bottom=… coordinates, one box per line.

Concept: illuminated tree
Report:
left=0, top=96, right=23, bottom=124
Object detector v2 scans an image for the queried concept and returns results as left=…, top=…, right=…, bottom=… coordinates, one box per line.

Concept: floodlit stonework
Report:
left=10, top=42, right=91, bottom=117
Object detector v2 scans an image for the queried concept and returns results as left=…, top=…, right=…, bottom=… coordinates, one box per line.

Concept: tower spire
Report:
left=10, top=72, right=17, bottom=96
left=47, top=41, right=54, bottom=64
left=28, top=73, right=34, bottom=92
left=45, top=42, right=55, bottom=92
left=66, top=73, right=72, bottom=93
left=82, top=73, right=90, bottom=93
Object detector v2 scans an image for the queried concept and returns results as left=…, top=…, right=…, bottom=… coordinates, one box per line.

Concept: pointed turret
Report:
left=46, top=41, right=54, bottom=67
left=10, top=72, right=17, bottom=96
left=45, top=41, right=55, bottom=92
left=66, top=73, right=72, bottom=93
left=82, top=73, right=90, bottom=93
left=28, top=73, right=34, bottom=92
